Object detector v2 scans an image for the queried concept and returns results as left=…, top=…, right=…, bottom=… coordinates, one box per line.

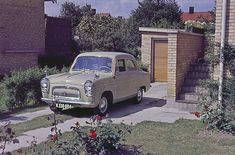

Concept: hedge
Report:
left=0, top=66, right=68, bottom=112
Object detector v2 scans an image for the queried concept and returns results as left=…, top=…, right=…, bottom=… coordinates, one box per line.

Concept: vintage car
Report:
left=41, top=52, right=150, bottom=116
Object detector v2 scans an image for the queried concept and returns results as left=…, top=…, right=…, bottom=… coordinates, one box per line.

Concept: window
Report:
left=72, top=56, right=112, bottom=72
left=116, top=59, right=126, bottom=72
left=126, top=59, right=137, bottom=71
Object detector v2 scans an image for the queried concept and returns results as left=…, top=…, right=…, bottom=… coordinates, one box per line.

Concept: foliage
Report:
left=60, top=2, right=95, bottom=35
left=0, top=67, right=68, bottom=112
left=76, top=15, right=140, bottom=57
left=0, top=122, right=19, bottom=154
left=128, top=0, right=183, bottom=47
left=51, top=115, right=132, bottom=155
left=61, top=1, right=183, bottom=57
left=199, top=41, right=235, bottom=133
left=131, top=0, right=183, bottom=27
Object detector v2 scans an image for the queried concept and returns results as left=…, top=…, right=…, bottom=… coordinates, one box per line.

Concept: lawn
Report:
left=11, top=114, right=74, bottom=136
left=11, top=119, right=235, bottom=155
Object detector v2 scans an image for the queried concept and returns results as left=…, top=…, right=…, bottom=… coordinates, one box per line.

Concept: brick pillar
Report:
left=167, top=34, right=178, bottom=99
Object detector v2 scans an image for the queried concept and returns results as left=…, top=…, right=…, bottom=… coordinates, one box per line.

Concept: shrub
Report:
left=51, top=115, right=132, bottom=155
left=0, top=66, right=68, bottom=111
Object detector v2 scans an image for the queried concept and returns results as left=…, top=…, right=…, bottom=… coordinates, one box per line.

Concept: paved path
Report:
left=0, top=107, right=53, bottom=126
left=0, top=82, right=199, bottom=152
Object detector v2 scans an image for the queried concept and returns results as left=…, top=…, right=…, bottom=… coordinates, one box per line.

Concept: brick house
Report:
left=215, top=0, right=235, bottom=47
left=0, top=0, right=46, bottom=74
left=181, top=7, right=213, bottom=22
left=214, top=0, right=235, bottom=79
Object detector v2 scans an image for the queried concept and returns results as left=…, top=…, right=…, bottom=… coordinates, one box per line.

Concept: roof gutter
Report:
left=218, top=0, right=227, bottom=105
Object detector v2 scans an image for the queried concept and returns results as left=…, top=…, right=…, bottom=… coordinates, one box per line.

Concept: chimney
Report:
left=189, top=7, right=194, bottom=14
left=91, top=9, right=96, bottom=15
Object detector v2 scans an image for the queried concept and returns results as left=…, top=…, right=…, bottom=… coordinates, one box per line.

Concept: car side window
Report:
left=126, top=59, right=137, bottom=71
left=116, top=59, right=126, bottom=72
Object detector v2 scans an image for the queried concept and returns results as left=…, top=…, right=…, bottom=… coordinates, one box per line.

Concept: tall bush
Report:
left=0, top=67, right=68, bottom=112
left=199, top=43, right=235, bottom=133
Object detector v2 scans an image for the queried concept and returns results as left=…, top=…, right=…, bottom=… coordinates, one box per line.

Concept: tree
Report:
left=131, top=0, right=183, bottom=27
left=128, top=0, right=183, bottom=47
left=77, top=15, right=130, bottom=53
left=60, top=2, right=95, bottom=35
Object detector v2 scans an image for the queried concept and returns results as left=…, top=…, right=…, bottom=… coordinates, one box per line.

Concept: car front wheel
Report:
left=94, top=96, right=109, bottom=116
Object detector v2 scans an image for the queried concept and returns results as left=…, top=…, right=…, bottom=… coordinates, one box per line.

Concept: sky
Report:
left=45, top=0, right=215, bottom=18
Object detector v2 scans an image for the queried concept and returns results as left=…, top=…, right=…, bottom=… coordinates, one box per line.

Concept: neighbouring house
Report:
left=45, top=16, right=72, bottom=57
left=0, top=0, right=45, bottom=74
left=181, top=7, right=213, bottom=22
left=97, top=13, right=111, bottom=17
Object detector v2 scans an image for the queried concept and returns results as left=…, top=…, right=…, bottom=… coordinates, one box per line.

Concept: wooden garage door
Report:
left=154, top=41, right=168, bottom=82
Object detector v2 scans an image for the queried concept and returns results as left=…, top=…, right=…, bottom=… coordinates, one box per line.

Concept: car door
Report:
left=113, top=59, right=130, bottom=101
left=126, top=59, right=139, bottom=96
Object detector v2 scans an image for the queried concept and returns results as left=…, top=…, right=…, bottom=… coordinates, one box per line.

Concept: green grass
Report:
left=126, top=119, right=235, bottom=155
left=10, top=119, right=235, bottom=155
left=11, top=114, right=74, bottom=136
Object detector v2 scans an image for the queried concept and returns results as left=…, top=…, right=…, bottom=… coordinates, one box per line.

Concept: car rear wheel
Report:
left=94, top=95, right=109, bottom=116
left=134, top=88, right=143, bottom=104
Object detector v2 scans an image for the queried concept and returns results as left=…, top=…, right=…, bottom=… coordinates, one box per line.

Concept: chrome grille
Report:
left=52, top=86, right=80, bottom=99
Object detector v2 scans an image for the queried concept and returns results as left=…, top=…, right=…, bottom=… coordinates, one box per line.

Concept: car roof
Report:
left=77, top=52, right=134, bottom=59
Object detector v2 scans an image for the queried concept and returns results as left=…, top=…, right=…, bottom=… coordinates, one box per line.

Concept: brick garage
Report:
left=139, top=28, right=204, bottom=100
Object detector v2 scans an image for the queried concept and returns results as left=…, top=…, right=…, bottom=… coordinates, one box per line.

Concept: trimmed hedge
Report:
left=0, top=66, right=68, bottom=112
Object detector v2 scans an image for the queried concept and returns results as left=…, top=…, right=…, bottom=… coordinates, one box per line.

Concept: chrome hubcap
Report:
left=99, top=97, right=108, bottom=113
left=137, top=89, right=143, bottom=102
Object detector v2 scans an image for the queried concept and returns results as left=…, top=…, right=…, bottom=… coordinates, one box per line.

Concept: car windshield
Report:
left=72, top=56, right=112, bottom=73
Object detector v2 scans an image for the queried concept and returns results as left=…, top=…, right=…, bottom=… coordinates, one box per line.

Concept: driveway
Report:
left=1, top=82, right=199, bottom=152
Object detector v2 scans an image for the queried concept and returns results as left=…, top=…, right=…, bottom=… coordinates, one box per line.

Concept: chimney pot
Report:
left=189, top=7, right=194, bottom=14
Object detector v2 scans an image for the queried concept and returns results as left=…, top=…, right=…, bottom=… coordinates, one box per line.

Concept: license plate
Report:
left=56, top=103, right=74, bottom=110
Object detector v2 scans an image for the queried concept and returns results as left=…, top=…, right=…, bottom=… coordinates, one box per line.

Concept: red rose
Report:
left=51, top=134, right=58, bottom=142
left=194, top=112, right=200, bottom=118
left=96, top=115, right=103, bottom=121
left=16, top=149, right=23, bottom=154
left=89, top=129, right=97, bottom=140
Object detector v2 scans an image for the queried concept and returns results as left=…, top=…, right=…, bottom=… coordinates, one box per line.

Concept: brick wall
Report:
left=0, top=0, right=45, bottom=74
left=175, top=32, right=203, bottom=98
left=45, top=16, right=72, bottom=57
left=215, top=0, right=235, bottom=46
left=214, top=0, right=235, bottom=79
left=0, top=53, right=38, bottom=73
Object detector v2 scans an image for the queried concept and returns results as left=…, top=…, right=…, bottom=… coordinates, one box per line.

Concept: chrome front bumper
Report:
left=41, top=97, right=96, bottom=108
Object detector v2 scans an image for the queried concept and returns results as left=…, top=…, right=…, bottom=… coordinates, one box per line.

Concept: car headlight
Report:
left=84, top=80, right=93, bottom=97
left=41, top=78, right=49, bottom=93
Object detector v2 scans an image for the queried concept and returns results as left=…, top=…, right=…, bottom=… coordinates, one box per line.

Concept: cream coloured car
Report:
left=41, top=52, right=150, bottom=115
